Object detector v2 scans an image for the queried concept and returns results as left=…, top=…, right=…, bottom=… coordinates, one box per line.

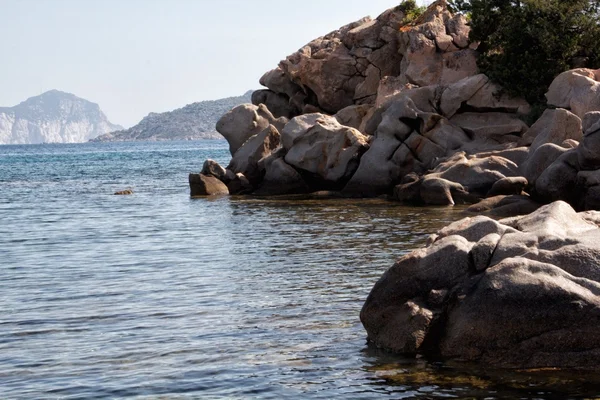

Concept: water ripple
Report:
left=1, top=141, right=599, bottom=399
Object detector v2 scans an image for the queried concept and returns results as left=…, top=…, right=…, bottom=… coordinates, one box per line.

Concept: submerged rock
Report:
left=361, top=201, right=600, bottom=369
left=114, top=189, right=134, bottom=195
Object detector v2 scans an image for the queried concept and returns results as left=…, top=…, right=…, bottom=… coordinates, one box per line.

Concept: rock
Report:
left=534, top=149, right=580, bottom=204
left=520, top=108, right=582, bottom=152
left=422, top=119, right=471, bottom=151
left=440, top=49, right=480, bottom=85
left=486, top=176, right=528, bottom=197
left=362, top=201, right=600, bottom=369
left=577, top=169, right=600, bottom=210
left=216, top=103, right=286, bottom=155
left=264, top=0, right=475, bottom=115
left=343, top=88, right=445, bottom=196
left=430, top=153, right=521, bottom=194
left=114, top=189, right=133, bottom=195
left=577, top=112, right=600, bottom=170
left=284, top=116, right=369, bottom=182
left=259, top=67, right=303, bottom=100
left=467, top=195, right=541, bottom=218
left=523, top=143, right=571, bottom=186
left=440, top=74, right=489, bottom=118
left=254, top=152, right=309, bottom=196
left=334, top=104, right=372, bottom=130
left=450, top=112, right=528, bottom=141
left=398, top=3, right=478, bottom=87
left=420, top=177, right=469, bottom=206
left=471, top=147, right=530, bottom=167
left=251, top=89, right=298, bottom=119
left=201, top=159, right=228, bottom=182
left=227, top=173, right=253, bottom=195
left=281, top=113, right=325, bottom=150
left=227, top=125, right=281, bottom=183
left=189, top=173, right=229, bottom=196
left=546, top=68, right=600, bottom=118
left=465, top=80, right=531, bottom=115
left=446, top=13, right=470, bottom=48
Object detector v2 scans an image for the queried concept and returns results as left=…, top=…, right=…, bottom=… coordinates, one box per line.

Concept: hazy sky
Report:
left=1, top=0, right=430, bottom=127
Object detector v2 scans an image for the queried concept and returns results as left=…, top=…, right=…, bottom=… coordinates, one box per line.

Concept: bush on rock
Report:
left=450, top=0, right=600, bottom=106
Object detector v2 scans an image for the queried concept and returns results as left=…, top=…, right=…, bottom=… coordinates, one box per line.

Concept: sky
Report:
left=1, top=0, right=431, bottom=128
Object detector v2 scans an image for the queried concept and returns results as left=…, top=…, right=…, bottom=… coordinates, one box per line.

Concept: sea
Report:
left=1, top=140, right=599, bottom=399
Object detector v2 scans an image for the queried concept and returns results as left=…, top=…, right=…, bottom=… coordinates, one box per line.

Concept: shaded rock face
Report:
left=361, top=201, right=600, bottom=370
left=227, top=125, right=281, bottom=184
left=189, top=174, right=229, bottom=196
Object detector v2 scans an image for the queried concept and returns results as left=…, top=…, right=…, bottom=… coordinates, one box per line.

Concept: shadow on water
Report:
left=362, top=346, right=600, bottom=399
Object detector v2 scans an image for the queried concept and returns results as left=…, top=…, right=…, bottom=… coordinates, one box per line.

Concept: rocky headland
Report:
left=190, top=0, right=600, bottom=369
left=0, top=90, right=122, bottom=144
left=92, top=91, right=253, bottom=142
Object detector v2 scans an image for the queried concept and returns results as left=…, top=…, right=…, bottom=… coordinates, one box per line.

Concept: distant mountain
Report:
left=0, top=90, right=122, bottom=144
left=92, top=91, right=254, bottom=142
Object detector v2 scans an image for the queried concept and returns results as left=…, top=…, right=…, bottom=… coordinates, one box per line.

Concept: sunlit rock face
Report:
left=361, top=201, right=600, bottom=370
left=0, top=90, right=122, bottom=144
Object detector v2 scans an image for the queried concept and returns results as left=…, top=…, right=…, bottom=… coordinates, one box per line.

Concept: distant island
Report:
left=91, top=91, right=253, bottom=142
left=0, top=90, right=122, bottom=145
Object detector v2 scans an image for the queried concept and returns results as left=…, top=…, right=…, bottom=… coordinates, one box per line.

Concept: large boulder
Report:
left=577, top=112, right=600, bottom=170
left=361, top=201, right=600, bottom=369
left=522, top=143, right=571, bottom=186
left=398, top=2, right=479, bottom=87
left=254, top=149, right=309, bottom=196
left=546, top=68, right=600, bottom=119
left=534, top=149, right=580, bottom=204
left=251, top=90, right=299, bottom=119
left=520, top=108, right=582, bottom=152
left=201, top=159, right=228, bottom=182
left=449, top=112, right=528, bottom=143
left=430, top=153, right=521, bottom=194
left=227, top=125, right=281, bottom=183
left=216, top=104, right=287, bottom=155
left=284, top=116, right=369, bottom=183
left=343, top=87, right=450, bottom=196
left=189, top=173, right=229, bottom=196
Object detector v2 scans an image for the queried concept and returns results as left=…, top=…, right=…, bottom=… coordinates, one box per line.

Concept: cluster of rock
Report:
left=361, top=201, right=600, bottom=370
left=191, top=1, right=600, bottom=218
left=93, top=91, right=253, bottom=142
left=188, top=0, right=600, bottom=370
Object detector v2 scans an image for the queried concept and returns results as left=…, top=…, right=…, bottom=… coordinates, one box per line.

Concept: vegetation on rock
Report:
left=396, top=0, right=427, bottom=23
left=450, top=0, right=600, bottom=106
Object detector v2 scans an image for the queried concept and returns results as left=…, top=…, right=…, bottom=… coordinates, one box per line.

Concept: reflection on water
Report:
left=1, top=141, right=599, bottom=399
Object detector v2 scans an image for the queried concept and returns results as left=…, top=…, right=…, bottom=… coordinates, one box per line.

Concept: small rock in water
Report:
left=114, top=189, right=134, bottom=195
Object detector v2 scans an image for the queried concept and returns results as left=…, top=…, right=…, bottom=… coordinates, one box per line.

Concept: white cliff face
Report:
left=0, top=90, right=122, bottom=144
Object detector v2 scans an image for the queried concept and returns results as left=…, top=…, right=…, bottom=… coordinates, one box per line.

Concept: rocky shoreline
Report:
left=190, top=0, right=600, bottom=369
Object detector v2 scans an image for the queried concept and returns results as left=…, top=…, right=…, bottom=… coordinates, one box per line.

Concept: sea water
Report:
left=1, top=140, right=599, bottom=399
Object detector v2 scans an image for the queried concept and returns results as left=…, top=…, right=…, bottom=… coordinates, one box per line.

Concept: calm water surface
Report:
left=1, top=140, right=599, bottom=399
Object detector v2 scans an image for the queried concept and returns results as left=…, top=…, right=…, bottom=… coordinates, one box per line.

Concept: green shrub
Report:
left=449, top=0, right=600, bottom=107
left=397, top=0, right=427, bottom=23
